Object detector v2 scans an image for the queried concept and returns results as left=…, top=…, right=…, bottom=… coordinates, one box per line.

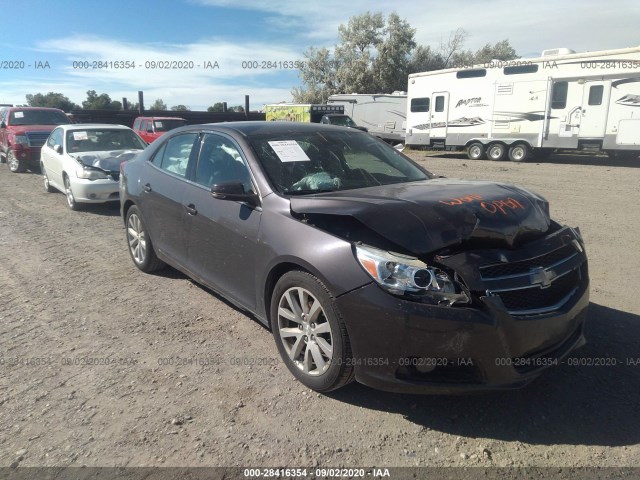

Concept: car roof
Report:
left=57, top=123, right=133, bottom=131
left=134, top=116, right=186, bottom=121
left=177, top=121, right=367, bottom=137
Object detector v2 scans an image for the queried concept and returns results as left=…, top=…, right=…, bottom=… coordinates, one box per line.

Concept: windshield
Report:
left=249, top=130, right=430, bottom=195
left=153, top=119, right=187, bottom=132
left=10, top=110, right=70, bottom=126
left=66, top=129, right=146, bottom=153
left=328, top=115, right=356, bottom=127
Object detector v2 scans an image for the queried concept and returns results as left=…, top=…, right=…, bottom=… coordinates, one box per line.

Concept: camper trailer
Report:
left=405, top=46, right=640, bottom=161
left=264, top=104, right=344, bottom=123
left=328, top=92, right=407, bottom=143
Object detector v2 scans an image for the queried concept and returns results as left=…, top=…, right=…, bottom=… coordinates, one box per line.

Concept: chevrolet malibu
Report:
left=41, top=124, right=146, bottom=210
left=120, top=122, right=589, bottom=393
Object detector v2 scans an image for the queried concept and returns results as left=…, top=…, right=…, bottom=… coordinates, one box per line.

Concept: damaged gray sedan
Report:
left=120, top=122, right=589, bottom=394
left=41, top=124, right=146, bottom=210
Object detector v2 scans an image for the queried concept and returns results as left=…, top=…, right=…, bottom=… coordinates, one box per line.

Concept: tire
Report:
left=486, top=143, right=506, bottom=161
left=508, top=143, right=530, bottom=162
left=270, top=270, right=354, bottom=392
left=7, top=150, right=26, bottom=173
left=42, top=163, right=55, bottom=193
left=63, top=175, right=81, bottom=211
left=467, top=142, right=485, bottom=160
left=125, top=205, right=165, bottom=273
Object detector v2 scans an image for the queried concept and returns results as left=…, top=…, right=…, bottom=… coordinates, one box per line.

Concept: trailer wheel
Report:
left=486, top=143, right=506, bottom=161
left=467, top=142, right=485, bottom=160
left=508, top=143, right=530, bottom=162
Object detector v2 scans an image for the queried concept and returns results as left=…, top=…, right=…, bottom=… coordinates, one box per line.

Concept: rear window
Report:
left=9, top=109, right=70, bottom=126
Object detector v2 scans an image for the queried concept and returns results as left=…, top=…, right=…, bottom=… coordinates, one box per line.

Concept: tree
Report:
left=228, top=105, right=245, bottom=113
left=170, top=105, right=190, bottom=111
left=82, top=90, right=121, bottom=110
left=149, top=98, right=167, bottom=110
left=25, top=92, right=79, bottom=111
left=207, top=102, right=225, bottom=112
left=292, top=13, right=519, bottom=101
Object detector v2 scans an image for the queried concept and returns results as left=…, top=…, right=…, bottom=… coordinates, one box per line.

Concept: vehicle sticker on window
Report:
left=14, top=112, right=24, bottom=118
left=268, top=140, right=311, bottom=162
left=155, top=121, right=163, bottom=127
left=73, top=131, right=89, bottom=140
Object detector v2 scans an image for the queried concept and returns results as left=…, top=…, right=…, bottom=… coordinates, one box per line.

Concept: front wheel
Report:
left=125, top=205, right=165, bottom=272
left=7, top=150, right=26, bottom=173
left=467, top=142, right=485, bottom=160
left=42, top=163, right=55, bottom=193
left=63, top=175, right=81, bottom=210
left=271, top=271, right=354, bottom=392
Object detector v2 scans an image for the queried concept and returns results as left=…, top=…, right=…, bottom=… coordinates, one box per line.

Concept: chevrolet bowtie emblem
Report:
left=530, top=266, right=557, bottom=289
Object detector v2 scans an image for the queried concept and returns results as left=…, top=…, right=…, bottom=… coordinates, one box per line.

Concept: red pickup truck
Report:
left=0, top=106, right=70, bottom=173
left=132, top=116, right=187, bottom=144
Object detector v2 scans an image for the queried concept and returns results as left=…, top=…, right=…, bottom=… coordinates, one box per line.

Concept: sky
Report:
left=1, top=0, right=639, bottom=111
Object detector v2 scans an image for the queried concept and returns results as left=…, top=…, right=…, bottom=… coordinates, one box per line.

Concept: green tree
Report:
left=292, top=14, right=518, bottom=101
left=149, top=98, right=167, bottom=110
left=170, top=104, right=190, bottom=111
left=82, top=90, right=121, bottom=110
left=207, top=102, right=225, bottom=112
left=228, top=105, right=245, bottom=112
left=25, top=92, right=79, bottom=111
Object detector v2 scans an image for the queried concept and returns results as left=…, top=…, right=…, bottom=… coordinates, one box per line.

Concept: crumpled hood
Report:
left=289, top=179, right=552, bottom=255
left=71, top=150, right=141, bottom=171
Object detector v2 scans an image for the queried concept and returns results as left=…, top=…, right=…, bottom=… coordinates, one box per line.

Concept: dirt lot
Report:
left=1, top=151, right=639, bottom=470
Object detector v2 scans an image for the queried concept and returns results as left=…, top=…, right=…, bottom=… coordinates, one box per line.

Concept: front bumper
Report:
left=337, top=226, right=589, bottom=394
left=10, top=146, right=42, bottom=164
left=69, top=177, right=120, bottom=203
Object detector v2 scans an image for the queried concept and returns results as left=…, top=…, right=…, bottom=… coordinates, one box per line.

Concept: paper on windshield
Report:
left=268, top=140, right=310, bottom=162
left=14, top=112, right=24, bottom=118
left=73, top=131, right=89, bottom=141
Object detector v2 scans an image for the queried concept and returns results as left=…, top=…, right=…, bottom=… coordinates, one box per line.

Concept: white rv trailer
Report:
left=405, top=46, right=640, bottom=161
left=327, top=92, right=407, bottom=143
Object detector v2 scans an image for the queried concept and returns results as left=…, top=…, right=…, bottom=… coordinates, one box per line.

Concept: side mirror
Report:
left=54, top=144, right=63, bottom=154
left=211, top=181, right=259, bottom=207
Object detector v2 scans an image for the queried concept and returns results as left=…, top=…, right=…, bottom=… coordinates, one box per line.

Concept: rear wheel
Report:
left=486, top=143, right=506, bottom=161
left=7, top=150, right=26, bottom=173
left=271, top=271, right=354, bottom=392
left=125, top=205, right=165, bottom=272
left=467, top=142, right=485, bottom=160
left=508, top=143, right=530, bottom=162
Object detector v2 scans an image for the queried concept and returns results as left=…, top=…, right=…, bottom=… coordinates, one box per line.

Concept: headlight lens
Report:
left=355, top=244, right=469, bottom=306
left=76, top=167, right=108, bottom=180
left=13, top=135, right=29, bottom=146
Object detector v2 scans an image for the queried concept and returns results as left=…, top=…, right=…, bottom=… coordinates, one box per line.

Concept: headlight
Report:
left=355, top=244, right=470, bottom=306
left=76, top=167, right=108, bottom=180
left=13, top=135, right=29, bottom=146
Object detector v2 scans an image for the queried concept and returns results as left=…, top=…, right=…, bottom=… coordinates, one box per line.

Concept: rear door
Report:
left=139, top=132, right=199, bottom=268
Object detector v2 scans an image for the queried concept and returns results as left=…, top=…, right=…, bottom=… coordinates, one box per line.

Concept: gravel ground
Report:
left=0, top=151, right=639, bottom=470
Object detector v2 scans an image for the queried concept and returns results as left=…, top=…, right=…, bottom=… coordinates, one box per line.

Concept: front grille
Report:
left=496, top=268, right=581, bottom=314
left=25, top=131, right=50, bottom=148
left=480, top=243, right=577, bottom=279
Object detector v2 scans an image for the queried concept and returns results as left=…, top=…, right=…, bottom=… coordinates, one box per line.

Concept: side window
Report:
left=133, top=119, right=141, bottom=131
left=156, top=133, right=198, bottom=177
left=435, top=96, right=445, bottom=112
left=47, top=128, right=62, bottom=148
left=551, top=81, right=568, bottom=109
left=410, top=97, right=429, bottom=113
left=195, top=133, right=253, bottom=193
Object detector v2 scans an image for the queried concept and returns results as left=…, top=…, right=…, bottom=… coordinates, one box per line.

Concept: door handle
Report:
left=143, top=183, right=152, bottom=192
left=184, top=203, right=198, bottom=216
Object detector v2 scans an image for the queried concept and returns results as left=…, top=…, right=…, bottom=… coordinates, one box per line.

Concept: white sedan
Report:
left=40, top=124, right=146, bottom=210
